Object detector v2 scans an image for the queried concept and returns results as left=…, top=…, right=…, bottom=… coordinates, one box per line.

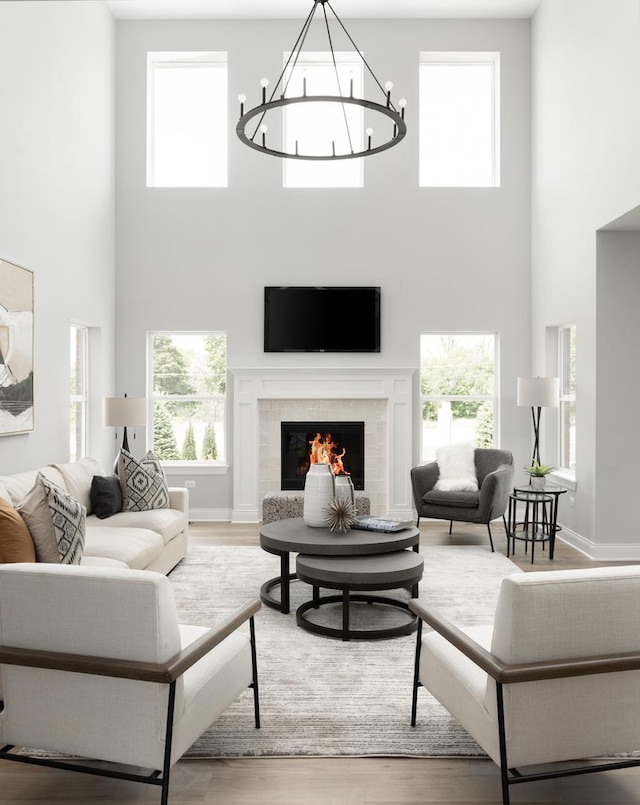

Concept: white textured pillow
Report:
left=434, top=442, right=479, bottom=492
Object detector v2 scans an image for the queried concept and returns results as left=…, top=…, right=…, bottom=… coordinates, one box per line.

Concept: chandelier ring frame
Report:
left=236, top=95, right=407, bottom=160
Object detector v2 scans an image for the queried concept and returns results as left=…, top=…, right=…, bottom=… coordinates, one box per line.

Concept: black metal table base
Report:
left=296, top=592, right=418, bottom=641
left=260, top=572, right=297, bottom=613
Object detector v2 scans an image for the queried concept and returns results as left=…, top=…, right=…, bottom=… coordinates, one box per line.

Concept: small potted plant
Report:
left=524, top=462, right=554, bottom=490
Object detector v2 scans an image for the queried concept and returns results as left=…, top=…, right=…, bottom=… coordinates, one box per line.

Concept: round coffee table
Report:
left=296, top=550, right=424, bottom=641
left=259, top=518, right=420, bottom=614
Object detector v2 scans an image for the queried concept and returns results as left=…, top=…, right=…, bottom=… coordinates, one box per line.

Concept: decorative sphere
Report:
left=260, top=77, right=269, bottom=88
left=398, top=98, right=407, bottom=108
left=259, top=124, right=268, bottom=134
left=385, top=81, right=394, bottom=91
left=238, top=93, right=246, bottom=103
left=365, top=127, right=373, bottom=136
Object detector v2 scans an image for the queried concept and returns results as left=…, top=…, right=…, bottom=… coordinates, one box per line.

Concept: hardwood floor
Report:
left=2, top=520, right=639, bottom=804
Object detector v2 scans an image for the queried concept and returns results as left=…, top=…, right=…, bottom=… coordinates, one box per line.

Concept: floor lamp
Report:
left=516, top=377, right=559, bottom=467
left=103, top=394, right=147, bottom=463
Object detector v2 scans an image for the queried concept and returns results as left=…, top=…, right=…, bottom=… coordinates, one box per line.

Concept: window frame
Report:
left=558, top=323, right=576, bottom=474
left=282, top=50, right=364, bottom=189
left=419, top=51, right=501, bottom=188
left=419, top=332, right=499, bottom=464
left=148, top=331, right=228, bottom=469
left=69, top=324, right=89, bottom=462
left=146, top=51, right=228, bottom=189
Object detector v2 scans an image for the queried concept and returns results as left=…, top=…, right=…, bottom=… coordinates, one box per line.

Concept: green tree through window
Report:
left=150, top=332, right=226, bottom=463
left=420, top=333, right=496, bottom=461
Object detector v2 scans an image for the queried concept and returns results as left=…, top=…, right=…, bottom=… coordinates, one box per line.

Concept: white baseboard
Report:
left=558, top=526, right=640, bottom=561
left=189, top=508, right=233, bottom=522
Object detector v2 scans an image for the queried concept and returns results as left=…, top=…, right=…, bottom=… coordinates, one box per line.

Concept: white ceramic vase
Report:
left=334, top=474, right=355, bottom=506
left=303, top=463, right=335, bottom=527
left=530, top=476, right=546, bottom=490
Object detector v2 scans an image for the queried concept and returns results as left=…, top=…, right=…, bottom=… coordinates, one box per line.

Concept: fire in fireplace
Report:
left=280, top=421, right=365, bottom=491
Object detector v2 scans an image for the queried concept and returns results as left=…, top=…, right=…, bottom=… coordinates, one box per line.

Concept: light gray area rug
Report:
left=171, top=544, right=521, bottom=759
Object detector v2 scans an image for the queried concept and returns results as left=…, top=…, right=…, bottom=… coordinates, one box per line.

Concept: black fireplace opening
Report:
left=280, top=421, right=365, bottom=491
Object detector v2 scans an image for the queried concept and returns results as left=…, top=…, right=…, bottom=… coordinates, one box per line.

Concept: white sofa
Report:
left=0, top=457, right=188, bottom=575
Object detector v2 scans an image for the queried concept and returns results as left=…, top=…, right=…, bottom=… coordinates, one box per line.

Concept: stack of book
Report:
left=352, top=516, right=414, bottom=533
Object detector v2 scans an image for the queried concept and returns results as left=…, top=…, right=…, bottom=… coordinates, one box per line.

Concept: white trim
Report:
left=162, top=463, right=229, bottom=476
left=188, top=507, right=233, bottom=522
left=558, top=528, right=640, bottom=562
left=547, top=469, right=576, bottom=491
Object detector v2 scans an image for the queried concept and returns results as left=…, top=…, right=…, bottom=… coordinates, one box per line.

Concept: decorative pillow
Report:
left=17, top=474, right=85, bottom=565
left=118, top=449, right=170, bottom=512
left=0, top=496, right=36, bottom=563
left=434, top=442, right=479, bottom=492
left=90, top=474, right=123, bottom=519
left=17, top=477, right=60, bottom=562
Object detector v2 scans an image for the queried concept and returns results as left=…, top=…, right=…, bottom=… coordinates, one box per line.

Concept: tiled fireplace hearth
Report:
left=231, top=368, right=415, bottom=522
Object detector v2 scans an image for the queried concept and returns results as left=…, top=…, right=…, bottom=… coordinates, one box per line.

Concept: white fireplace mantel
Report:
left=230, top=367, right=416, bottom=522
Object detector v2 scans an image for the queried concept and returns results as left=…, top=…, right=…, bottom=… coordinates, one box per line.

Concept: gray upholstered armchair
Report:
left=410, top=448, right=514, bottom=551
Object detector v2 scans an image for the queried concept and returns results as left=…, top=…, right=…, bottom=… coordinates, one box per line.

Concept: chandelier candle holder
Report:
left=236, top=0, right=407, bottom=161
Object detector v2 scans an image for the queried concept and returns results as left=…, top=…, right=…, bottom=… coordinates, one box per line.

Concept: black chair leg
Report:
left=486, top=522, right=495, bottom=552
left=449, top=520, right=453, bottom=535
left=410, top=620, right=423, bottom=727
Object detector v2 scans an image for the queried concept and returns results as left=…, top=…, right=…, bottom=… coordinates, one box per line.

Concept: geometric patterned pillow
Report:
left=117, top=449, right=170, bottom=512
left=40, top=476, right=85, bottom=565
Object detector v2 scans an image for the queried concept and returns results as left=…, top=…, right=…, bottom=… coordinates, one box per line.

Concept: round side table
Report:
left=508, top=490, right=555, bottom=564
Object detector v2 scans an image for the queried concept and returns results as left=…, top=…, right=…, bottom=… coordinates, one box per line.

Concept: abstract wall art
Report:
left=0, top=259, right=34, bottom=436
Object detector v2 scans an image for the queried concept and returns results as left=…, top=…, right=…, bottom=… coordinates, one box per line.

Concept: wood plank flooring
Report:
left=2, top=520, right=640, bottom=804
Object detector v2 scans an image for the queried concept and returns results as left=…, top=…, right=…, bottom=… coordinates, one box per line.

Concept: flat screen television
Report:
left=264, top=286, right=381, bottom=353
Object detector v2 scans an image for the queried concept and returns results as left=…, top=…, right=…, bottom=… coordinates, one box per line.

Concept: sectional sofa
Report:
left=0, top=457, right=188, bottom=575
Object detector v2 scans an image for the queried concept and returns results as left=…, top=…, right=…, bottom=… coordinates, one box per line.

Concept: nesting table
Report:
left=507, top=485, right=567, bottom=563
left=259, top=518, right=422, bottom=640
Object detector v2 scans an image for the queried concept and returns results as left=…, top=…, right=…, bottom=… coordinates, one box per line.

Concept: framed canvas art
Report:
left=0, top=259, right=34, bottom=436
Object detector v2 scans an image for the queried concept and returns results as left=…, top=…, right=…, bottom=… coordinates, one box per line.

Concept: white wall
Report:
left=0, top=1, right=116, bottom=473
left=115, top=18, right=532, bottom=514
left=532, top=0, right=640, bottom=556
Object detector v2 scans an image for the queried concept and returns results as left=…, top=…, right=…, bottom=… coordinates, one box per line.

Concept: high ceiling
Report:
left=105, top=0, right=542, bottom=20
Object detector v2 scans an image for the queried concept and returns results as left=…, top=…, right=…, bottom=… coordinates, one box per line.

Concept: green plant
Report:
left=523, top=462, right=555, bottom=477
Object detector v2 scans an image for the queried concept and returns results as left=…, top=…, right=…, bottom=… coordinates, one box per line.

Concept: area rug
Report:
left=170, top=544, right=521, bottom=759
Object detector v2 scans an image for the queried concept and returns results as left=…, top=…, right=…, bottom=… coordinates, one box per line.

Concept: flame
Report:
left=308, top=432, right=350, bottom=477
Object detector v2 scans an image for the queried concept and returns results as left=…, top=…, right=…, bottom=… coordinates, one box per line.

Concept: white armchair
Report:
left=0, top=563, right=261, bottom=804
left=410, top=566, right=640, bottom=804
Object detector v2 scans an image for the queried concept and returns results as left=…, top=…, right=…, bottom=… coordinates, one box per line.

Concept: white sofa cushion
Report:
left=420, top=624, right=499, bottom=762
left=51, top=457, right=103, bottom=515
left=0, top=466, right=65, bottom=507
left=86, top=507, right=187, bottom=546
left=83, top=526, right=163, bottom=570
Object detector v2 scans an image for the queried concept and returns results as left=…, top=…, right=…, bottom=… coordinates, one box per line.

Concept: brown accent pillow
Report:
left=0, top=496, right=36, bottom=563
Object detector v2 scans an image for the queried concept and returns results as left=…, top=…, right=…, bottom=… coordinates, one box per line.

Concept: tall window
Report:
left=70, top=324, right=88, bottom=462
left=419, top=52, right=500, bottom=187
left=149, top=332, right=226, bottom=463
left=147, top=52, right=227, bottom=188
left=420, top=333, right=497, bottom=462
left=559, top=324, right=576, bottom=472
left=283, top=52, right=363, bottom=188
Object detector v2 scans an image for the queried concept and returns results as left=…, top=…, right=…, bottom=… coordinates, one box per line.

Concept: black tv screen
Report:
left=264, top=286, right=381, bottom=353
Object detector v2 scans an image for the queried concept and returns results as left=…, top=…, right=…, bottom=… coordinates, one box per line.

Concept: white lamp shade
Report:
left=516, top=377, right=559, bottom=408
left=103, top=396, right=147, bottom=427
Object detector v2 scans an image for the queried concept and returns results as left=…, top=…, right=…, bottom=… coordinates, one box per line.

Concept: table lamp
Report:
left=103, top=394, right=147, bottom=455
left=516, top=376, right=559, bottom=467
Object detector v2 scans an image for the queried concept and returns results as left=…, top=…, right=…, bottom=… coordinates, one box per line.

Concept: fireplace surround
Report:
left=231, top=368, right=415, bottom=522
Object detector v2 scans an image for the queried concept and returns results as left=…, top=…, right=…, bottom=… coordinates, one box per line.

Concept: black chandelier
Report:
left=236, top=0, right=407, bottom=161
